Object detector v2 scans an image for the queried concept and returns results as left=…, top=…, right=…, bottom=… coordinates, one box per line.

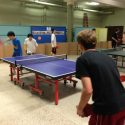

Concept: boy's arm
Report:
left=55, top=40, right=57, bottom=47
left=35, top=41, right=38, bottom=47
left=77, top=77, right=93, bottom=117
left=24, top=40, right=27, bottom=53
left=13, top=45, right=18, bottom=49
left=112, top=37, right=118, bottom=42
left=51, top=41, right=55, bottom=47
left=51, top=34, right=54, bottom=42
left=24, top=44, right=27, bottom=51
left=13, top=42, right=18, bottom=49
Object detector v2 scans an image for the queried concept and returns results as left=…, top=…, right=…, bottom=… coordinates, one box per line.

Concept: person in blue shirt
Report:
left=7, top=31, right=22, bottom=57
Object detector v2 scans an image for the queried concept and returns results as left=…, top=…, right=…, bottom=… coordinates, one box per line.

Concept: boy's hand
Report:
left=76, top=104, right=93, bottom=117
left=76, top=105, right=85, bottom=117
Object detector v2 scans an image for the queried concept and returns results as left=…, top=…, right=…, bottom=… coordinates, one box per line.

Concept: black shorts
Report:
left=52, top=47, right=56, bottom=54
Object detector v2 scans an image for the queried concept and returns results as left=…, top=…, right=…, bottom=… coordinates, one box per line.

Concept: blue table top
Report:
left=2, top=54, right=76, bottom=79
left=2, top=54, right=46, bottom=64
left=23, top=59, right=76, bottom=78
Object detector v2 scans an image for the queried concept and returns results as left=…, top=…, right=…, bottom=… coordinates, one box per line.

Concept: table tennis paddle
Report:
left=83, top=104, right=93, bottom=117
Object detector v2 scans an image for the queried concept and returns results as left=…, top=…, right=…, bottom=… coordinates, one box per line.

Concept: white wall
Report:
left=101, top=9, right=125, bottom=29
left=0, top=1, right=45, bottom=25
left=45, top=7, right=67, bottom=26
left=0, top=0, right=102, bottom=27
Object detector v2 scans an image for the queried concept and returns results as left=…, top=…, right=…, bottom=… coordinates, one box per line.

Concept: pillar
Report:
left=66, top=0, right=75, bottom=42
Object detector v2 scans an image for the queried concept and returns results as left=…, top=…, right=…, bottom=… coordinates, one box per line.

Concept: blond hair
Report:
left=77, top=30, right=97, bottom=50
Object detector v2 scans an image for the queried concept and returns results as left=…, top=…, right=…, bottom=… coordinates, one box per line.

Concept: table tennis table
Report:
left=119, top=44, right=125, bottom=50
left=1, top=54, right=77, bottom=105
left=98, top=47, right=125, bottom=67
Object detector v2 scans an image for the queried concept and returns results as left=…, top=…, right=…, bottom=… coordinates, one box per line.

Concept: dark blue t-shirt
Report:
left=12, top=38, right=22, bottom=57
left=76, top=50, right=125, bottom=115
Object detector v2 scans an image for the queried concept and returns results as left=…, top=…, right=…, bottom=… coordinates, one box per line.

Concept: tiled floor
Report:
left=0, top=55, right=125, bottom=125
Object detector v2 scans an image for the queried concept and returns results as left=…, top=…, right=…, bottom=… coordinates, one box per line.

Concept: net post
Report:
left=66, top=54, right=67, bottom=59
left=15, top=61, right=17, bottom=66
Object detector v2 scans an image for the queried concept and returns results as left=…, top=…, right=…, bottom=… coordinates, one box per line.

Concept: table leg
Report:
left=35, top=74, right=39, bottom=89
left=55, top=80, right=59, bottom=105
left=17, top=67, right=20, bottom=81
left=10, top=64, right=13, bottom=81
left=29, top=74, right=43, bottom=95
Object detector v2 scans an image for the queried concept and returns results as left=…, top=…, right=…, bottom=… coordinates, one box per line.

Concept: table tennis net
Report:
left=15, top=54, right=67, bottom=66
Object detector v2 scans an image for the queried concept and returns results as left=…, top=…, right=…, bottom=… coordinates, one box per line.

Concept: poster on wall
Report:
left=74, top=27, right=94, bottom=42
left=31, top=26, right=66, bottom=43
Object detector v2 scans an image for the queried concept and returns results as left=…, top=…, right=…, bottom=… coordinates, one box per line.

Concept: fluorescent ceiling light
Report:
left=83, top=8, right=99, bottom=12
left=85, top=2, right=100, bottom=6
left=83, top=8, right=113, bottom=14
left=34, top=0, right=62, bottom=7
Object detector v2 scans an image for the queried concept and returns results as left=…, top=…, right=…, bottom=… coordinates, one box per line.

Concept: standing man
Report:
left=51, top=29, right=57, bottom=55
left=111, top=28, right=120, bottom=48
left=7, top=31, right=22, bottom=57
left=76, top=30, right=125, bottom=125
left=24, top=33, right=38, bottom=55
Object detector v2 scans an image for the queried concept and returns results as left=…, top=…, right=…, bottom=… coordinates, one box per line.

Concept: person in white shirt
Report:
left=51, top=29, right=57, bottom=55
left=24, top=33, right=38, bottom=55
